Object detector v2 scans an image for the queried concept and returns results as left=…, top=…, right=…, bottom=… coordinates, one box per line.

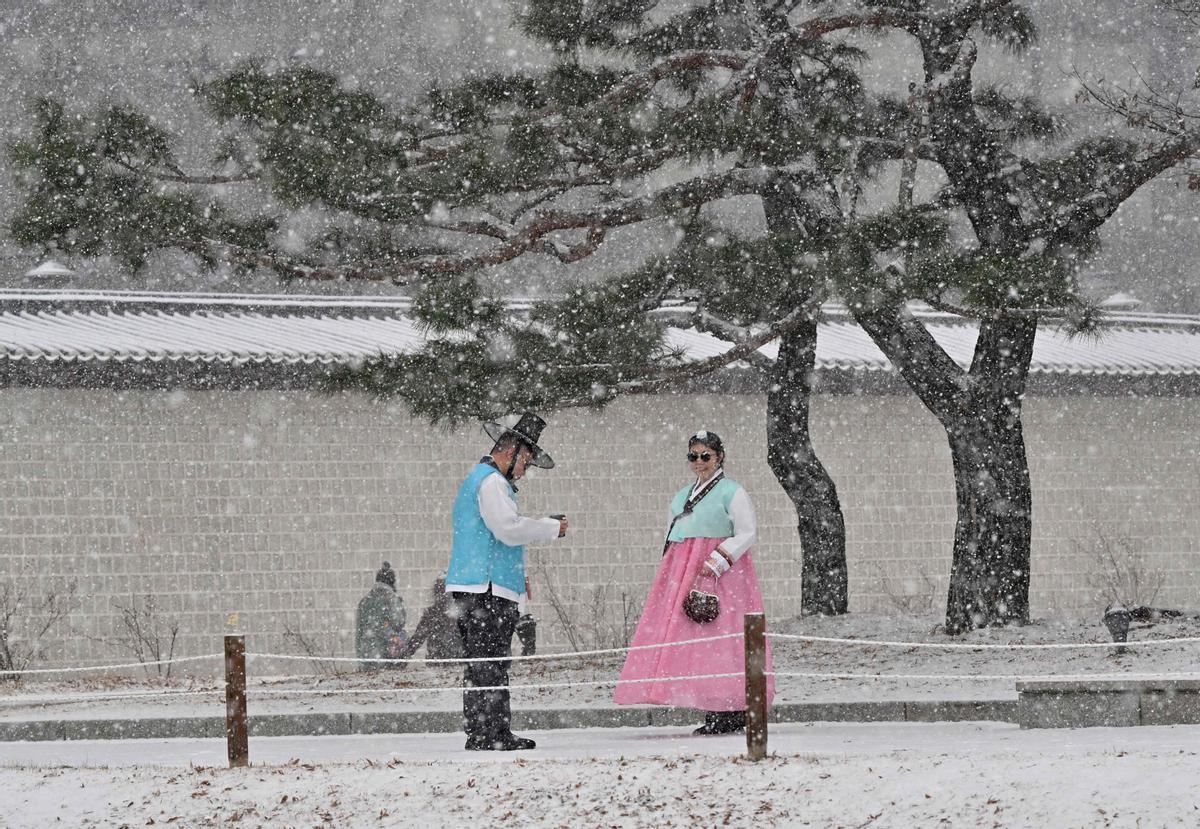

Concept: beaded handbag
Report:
left=683, top=589, right=720, bottom=624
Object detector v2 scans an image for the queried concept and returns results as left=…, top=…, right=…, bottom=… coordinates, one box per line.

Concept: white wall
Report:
left=1, top=387, right=1197, bottom=671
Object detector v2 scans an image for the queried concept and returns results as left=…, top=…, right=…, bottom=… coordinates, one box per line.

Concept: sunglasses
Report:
left=686, top=452, right=715, bottom=462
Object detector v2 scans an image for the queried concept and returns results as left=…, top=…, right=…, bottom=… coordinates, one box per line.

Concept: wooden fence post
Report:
left=744, top=612, right=768, bottom=761
left=225, top=634, right=249, bottom=768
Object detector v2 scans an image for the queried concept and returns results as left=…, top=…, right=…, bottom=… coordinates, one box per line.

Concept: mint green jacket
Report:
left=666, top=477, right=740, bottom=541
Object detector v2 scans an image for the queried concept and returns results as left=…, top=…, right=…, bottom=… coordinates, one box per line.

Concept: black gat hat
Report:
left=483, top=411, right=555, bottom=469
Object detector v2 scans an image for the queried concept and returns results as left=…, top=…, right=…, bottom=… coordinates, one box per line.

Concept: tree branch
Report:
left=923, top=296, right=1085, bottom=321
left=546, top=302, right=818, bottom=408
left=206, top=166, right=772, bottom=284
left=637, top=301, right=818, bottom=391
left=790, top=9, right=924, bottom=41
left=852, top=300, right=968, bottom=428
left=1048, top=131, right=1200, bottom=244
left=690, top=308, right=776, bottom=372
left=566, top=50, right=752, bottom=116
left=403, top=10, right=929, bottom=182
left=112, top=156, right=261, bottom=185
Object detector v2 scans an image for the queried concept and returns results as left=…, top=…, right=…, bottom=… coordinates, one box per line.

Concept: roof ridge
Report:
left=2, top=289, right=1199, bottom=327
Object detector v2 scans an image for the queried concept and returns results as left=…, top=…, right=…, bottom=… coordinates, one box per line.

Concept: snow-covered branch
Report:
left=112, top=156, right=261, bottom=186
left=202, top=166, right=771, bottom=284
left=1049, top=131, right=1200, bottom=243
left=790, top=9, right=924, bottom=42
left=689, top=309, right=776, bottom=372
left=637, top=303, right=817, bottom=390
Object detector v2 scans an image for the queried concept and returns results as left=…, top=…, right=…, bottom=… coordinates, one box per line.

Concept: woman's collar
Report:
left=692, top=467, right=725, bottom=490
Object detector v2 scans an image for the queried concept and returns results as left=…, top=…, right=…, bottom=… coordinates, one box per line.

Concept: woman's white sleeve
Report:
left=719, top=488, right=758, bottom=561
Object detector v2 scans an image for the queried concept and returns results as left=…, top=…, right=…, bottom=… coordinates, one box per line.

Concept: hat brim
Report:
left=483, top=422, right=555, bottom=469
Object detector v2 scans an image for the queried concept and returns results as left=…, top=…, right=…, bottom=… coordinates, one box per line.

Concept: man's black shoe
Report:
left=464, top=732, right=536, bottom=751
left=692, top=711, right=746, bottom=735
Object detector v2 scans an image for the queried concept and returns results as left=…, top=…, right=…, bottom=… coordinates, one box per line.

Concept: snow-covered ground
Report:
left=4, top=613, right=1200, bottom=827
left=4, top=722, right=1199, bottom=827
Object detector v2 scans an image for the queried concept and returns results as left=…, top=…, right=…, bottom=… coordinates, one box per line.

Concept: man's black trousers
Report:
left=453, top=589, right=521, bottom=740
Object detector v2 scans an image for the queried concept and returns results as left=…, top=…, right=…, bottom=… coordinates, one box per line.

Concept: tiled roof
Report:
left=0, top=308, right=426, bottom=365
left=0, top=289, right=1198, bottom=377
left=665, top=314, right=1200, bottom=376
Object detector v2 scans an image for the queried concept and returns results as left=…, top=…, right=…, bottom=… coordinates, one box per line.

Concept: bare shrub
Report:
left=0, top=579, right=77, bottom=683
left=281, top=620, right=342, bottom=676
left=868, top=564, right=940, bottom=616
left=1076, top=526, right=1165, bottom=609
left=534, top=559, right=642, bottom=652
left=107, top=595, right=181, bottom=679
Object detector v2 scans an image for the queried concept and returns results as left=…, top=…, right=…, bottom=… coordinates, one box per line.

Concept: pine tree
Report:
left=8, top=2, right=1199, bottom=630
left=837, top=2, right=1200, bottom=632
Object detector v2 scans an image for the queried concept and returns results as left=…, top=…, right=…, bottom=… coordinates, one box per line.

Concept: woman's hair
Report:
left=688, top=429, right=725, bottom=456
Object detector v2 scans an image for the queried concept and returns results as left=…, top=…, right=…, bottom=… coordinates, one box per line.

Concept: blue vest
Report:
left=446, top=463, right=526, bottom=595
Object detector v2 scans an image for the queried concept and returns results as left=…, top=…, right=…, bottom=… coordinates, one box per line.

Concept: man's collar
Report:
left=480, top=455, right=518, bottom=491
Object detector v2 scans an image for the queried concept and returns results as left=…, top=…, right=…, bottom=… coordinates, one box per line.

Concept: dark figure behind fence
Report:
left=355, top=562, right=407, bottom=671
left=401, top=578, right=464, bottom=660
left=515, top=613, right=536, bottom=656
left=402, top=580, right=535, bottom=661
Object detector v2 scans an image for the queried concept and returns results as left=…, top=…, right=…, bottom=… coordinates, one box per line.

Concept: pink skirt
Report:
left=613, top=536, right=775, bottom=711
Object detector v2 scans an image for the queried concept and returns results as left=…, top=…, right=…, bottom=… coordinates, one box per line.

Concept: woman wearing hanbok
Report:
left=614, top=429, right=775, bottom=734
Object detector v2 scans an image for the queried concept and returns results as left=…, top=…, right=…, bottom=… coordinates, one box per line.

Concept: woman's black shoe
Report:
left=692, top=711, right=746, bottom=735
left=465, top=732, right=536, bottom=751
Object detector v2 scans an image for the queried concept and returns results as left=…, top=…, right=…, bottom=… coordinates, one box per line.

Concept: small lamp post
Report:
left=23, top=260, right=74, bottom=288
left=1103, top=603, right=1132, bottom=655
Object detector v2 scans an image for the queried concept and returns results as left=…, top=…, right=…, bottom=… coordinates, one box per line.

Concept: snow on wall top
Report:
left=0, top=289, right=1197, bottom=376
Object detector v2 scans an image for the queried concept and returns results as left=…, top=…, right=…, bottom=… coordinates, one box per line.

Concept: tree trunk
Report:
left=944, top=415, right=1033, bottom=633
left=766, top=321, right=848, bottom=615
left=756, top=164, right=848, bottom=615
left=943, top=314, right=1036, bottom=633
left=853, top=305, right=1036, bottom=632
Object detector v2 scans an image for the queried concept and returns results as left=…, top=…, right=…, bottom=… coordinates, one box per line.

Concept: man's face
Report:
left=509, top=445, right=535, bottom=481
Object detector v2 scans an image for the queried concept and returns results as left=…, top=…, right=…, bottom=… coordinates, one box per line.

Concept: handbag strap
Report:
left=661, top=471, right=724, bottom=556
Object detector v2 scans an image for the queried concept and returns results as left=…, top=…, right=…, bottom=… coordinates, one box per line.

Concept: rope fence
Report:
left=771, top=670, right=1199, bottom=682
left=3, top=621, right=1199, bottom=766
left=245, top=631, right=745, bottom=666
left=248, top=672, right=751, bottom=696
left=7, top=630, right=1200, bottom=678
left=0, top=686, right=226, bottom=707
left=766, top=632, right=1200, bottom=650
left=0, top=653, right=222, bottom=676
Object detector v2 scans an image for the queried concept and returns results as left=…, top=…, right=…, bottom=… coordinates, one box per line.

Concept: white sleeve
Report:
left=718, top=487, right=757, bottom=562
left=477, top=473, right=561, bottom=547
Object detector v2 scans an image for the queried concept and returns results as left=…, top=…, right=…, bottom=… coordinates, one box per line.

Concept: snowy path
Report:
left=3, top=722, right=1199, bottom=827
left=3, top=721, right=1198, bottom=766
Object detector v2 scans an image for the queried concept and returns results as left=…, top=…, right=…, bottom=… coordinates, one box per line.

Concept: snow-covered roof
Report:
left=666, top=314, right=1200, bottom=377
left=0, top=290, right=427, bottom=366
left=0, top=288, right=1197, bottom=381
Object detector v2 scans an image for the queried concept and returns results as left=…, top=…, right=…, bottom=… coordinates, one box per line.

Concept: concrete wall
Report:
left=1, top=388, right=1197, bottom=671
